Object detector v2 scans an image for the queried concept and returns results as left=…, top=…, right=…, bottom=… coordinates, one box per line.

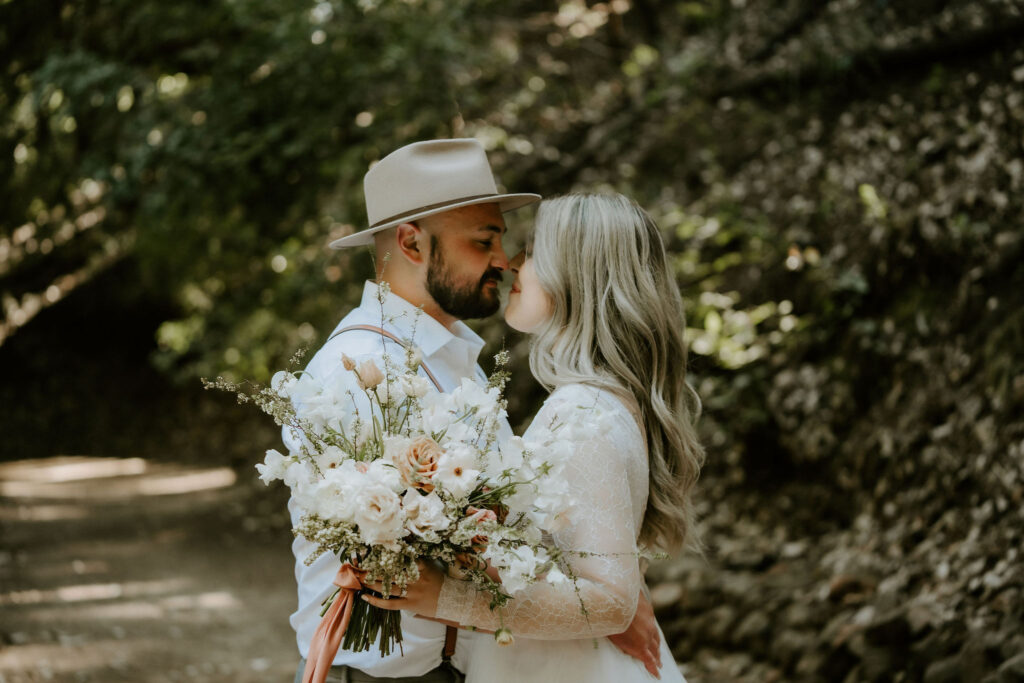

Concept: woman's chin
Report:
left=503, top=311, right=524, bottom=333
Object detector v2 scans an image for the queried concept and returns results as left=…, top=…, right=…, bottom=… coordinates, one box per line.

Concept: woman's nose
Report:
left=509, top=250, right=526, bottom=273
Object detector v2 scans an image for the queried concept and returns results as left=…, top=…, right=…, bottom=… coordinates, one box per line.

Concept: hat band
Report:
left=369, top=194, right=499, bottom=228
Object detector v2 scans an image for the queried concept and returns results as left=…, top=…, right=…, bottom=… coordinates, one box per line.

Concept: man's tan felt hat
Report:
left=328, top=138, right=541, bottom=249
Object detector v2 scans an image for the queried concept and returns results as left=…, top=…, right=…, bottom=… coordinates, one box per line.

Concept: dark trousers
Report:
left=293, top=659, right=464, bottom=683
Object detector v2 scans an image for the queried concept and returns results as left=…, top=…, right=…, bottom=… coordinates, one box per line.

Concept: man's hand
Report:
left=609, top=591, right=662, bottom=679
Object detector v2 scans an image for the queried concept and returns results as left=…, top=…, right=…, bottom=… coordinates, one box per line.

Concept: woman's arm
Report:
left=367, top=392, right=645, bottom=639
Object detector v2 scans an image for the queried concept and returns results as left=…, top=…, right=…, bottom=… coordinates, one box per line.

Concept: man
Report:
left=289, top=139, right=663, bottom=682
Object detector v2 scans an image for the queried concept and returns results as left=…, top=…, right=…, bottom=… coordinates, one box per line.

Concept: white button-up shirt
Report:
left=285, top=281, right=506, bottom=676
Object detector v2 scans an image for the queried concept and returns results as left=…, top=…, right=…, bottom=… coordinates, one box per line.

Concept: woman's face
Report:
left=504, top=250, right=553, bottom=333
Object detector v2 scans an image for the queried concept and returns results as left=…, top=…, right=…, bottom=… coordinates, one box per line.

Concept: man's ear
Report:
left=394, top=222, right=427, bottom=265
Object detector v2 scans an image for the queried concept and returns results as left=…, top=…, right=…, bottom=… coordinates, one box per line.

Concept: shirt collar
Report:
left=357, top=281, right=486, bottom=361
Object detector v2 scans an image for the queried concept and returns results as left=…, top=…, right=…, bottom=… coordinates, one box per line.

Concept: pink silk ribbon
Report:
left=302, top=564, right=365, bottom=683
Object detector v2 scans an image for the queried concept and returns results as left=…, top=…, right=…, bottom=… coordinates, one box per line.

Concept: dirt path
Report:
left=0, top=456, right=299, bottom=683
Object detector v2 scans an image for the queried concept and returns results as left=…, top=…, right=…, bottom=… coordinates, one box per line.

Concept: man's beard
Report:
left=426, top=236, right=502, bottom=320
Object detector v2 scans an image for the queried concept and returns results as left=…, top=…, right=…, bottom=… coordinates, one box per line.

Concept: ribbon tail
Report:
left=302, top=566, right=362, bottom=683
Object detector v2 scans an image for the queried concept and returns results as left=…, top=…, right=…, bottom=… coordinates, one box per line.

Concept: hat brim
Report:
left=328, top=193, right=541, bottom=249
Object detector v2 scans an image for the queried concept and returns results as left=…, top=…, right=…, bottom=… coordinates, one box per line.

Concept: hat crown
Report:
left=364, top=139, right=500, bottom=227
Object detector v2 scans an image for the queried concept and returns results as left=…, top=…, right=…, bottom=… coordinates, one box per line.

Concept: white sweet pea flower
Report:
left=255, top=449, right=290, bottom=485
left=312, top=445, right=348, bottom=473
left=438, top=421, right=477, bottom=446
left=419, top=401, right=456, bottom=437
left=494, top=436, right=526, bottom=472
left=545, top=565, right=569, bottom=585
left=449, top=377, right=502, bottom=417
left=400, top=374, right=431, bottom=399
left=271, top=371, right=298, bottom=398
left=288, top=372, right=324, bottom=405
left=289, top=373, right=348, bottom=433
left=490, top=545, right=550, bottom=595
left=401, top=490, right=450, bottom=541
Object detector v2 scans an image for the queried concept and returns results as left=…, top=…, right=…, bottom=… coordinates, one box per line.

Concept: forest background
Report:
left=2, top=0, right=1023, bottom=681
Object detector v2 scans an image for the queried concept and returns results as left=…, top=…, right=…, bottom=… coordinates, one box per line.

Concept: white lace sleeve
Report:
left=435, top=387, right=645, bottom=639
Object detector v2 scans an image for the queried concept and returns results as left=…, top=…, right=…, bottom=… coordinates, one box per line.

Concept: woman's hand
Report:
left=608, top=591, right=662, bottom=679
left=361, top=561, right=445, bottom=618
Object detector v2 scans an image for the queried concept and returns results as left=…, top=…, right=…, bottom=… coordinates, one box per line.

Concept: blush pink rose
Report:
left=392, top=436, right=443, bottom=492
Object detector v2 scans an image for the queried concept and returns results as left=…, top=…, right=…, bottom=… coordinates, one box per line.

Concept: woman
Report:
left=364, top=193, right=704, bottom=682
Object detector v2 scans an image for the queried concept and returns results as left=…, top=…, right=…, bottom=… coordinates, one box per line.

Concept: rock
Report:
left=924, top=655, right=961, bottom=683
left=860, top=644, right=897, bottom=682
left=773, top=628, right=816, bottom=670
left=820, top=643, right=859, bottom=681
left=865, top=608, right=912, bottom=650
left=734, top=610, right=771, bottom=650
left=1001, top=634, right=1024, bottom=661
left=829, top=574, right=875, bottom=603
left=781, top=601, right=816, bottom=629
left=906, top=599, right=941, bottom=636
left=795, top=649, right=827, bottom=680
left=996, top=652, right=1024, bottom=682
left=705, top=604, right=738, bottom=645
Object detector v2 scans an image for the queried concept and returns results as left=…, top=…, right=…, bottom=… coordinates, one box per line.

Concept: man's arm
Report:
left=608, top=591, right=662, bottom=679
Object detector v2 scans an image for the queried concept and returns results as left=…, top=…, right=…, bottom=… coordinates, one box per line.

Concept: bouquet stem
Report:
left=342, top=592, right=404, bottom=657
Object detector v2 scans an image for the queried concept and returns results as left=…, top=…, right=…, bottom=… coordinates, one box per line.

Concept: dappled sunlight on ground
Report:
left=0, top=455, right=237, bottom=499
left=0, top=455, right=296, bottom=682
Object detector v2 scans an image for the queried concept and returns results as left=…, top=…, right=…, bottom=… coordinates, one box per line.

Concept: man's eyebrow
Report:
left=480, top=224, right=505, bottom=235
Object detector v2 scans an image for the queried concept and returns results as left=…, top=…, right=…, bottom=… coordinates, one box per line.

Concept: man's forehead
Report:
left=429, top=203, right=506, bottom=233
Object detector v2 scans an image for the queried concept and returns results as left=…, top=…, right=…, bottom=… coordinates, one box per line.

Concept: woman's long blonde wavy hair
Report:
left=527, top=193, right=704, bottom=553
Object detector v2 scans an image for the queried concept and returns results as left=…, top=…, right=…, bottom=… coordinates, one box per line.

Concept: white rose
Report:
left=307, top=462, right=361, bottom=522
left=364, top=458, right=403, bottom=492
left=354, top=483, right=406, bottom=546
left=401, top=490, right=450, bottom=541
left=375, top=376, right=406, bottom=405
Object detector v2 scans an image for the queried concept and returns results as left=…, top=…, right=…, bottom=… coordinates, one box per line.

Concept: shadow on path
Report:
left=0, top=456, right=298, bottom=682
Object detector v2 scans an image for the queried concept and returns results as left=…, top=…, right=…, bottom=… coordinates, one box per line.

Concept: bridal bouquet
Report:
left=209, top=336, right=592, bottom=658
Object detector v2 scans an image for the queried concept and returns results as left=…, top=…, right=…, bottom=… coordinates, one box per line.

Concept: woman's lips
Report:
left=510, top=285, right=520, bottom=294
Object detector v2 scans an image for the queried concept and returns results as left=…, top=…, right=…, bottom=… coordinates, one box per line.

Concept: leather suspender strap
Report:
left=442, top=623, right=458, bottom=662
left=328, top=323, right=459, bottom=659
left=328, top=324, right=443, bottom=392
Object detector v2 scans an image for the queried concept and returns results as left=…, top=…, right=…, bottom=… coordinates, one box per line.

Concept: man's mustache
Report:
left=480, top=268, right=504, bottom=284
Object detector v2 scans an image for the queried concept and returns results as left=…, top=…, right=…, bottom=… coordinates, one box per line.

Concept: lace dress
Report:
left=435, top=384, right=688, bottom=682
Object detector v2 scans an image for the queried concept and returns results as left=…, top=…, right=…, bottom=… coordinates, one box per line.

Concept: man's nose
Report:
left=492, top=243, right=510, bottom=272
